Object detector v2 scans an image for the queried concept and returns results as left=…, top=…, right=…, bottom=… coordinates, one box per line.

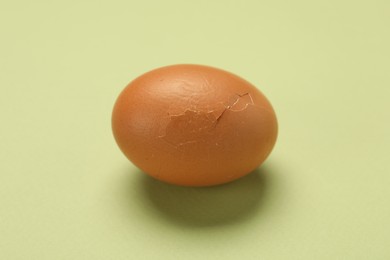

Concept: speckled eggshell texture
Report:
left=112, top=64, right=278, bottom=186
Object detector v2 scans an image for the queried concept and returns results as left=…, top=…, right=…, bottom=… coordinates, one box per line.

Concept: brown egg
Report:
left=112, top=64, right=278, bottom=186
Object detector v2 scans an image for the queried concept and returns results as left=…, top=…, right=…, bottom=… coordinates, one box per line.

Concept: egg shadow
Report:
left=138, top=166, right=271, bottom=227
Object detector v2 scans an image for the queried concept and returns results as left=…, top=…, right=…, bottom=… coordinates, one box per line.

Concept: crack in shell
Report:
left=158, top=93, right=255, bottom=149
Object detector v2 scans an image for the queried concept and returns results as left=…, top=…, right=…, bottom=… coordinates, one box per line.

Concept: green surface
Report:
left=1, top=1, right=390, bottom=259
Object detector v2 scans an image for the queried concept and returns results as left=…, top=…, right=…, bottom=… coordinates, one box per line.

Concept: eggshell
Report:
left=112, top=64, right=278, bottom=186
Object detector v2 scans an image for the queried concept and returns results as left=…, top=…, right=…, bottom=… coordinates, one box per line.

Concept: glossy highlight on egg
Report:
left=112, top=64, right=278, bottom=186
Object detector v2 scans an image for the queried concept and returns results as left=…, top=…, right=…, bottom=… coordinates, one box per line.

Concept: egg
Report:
left=112, top=64, right=278, bottom=186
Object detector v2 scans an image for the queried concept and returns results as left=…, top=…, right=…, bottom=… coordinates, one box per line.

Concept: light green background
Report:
left=1, top=0, right=389, bottom=259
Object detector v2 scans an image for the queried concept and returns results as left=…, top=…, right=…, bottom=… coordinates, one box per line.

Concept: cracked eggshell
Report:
left=112, top=64, right=278, bottom=186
